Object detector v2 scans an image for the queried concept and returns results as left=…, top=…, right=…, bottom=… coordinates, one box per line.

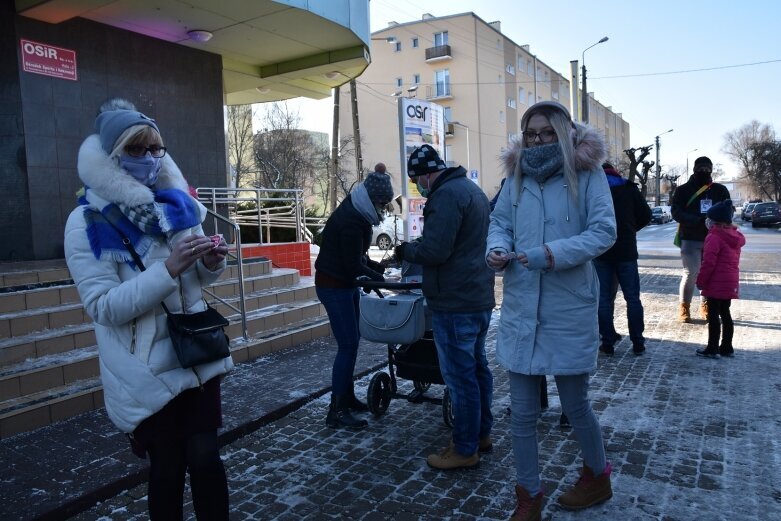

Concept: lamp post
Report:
left=581, top=36, right=608, bottom=124
left=685, top=148, right=698, bottom=183
left=449, top=121, right=470, bottom=172
left=655, top=128, right=674, bottom=205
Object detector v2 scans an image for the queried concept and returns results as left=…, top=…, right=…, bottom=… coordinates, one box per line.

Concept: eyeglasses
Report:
left=522, top=129, right=557, bottom=143
left=126, top=144, right=167, bottom=158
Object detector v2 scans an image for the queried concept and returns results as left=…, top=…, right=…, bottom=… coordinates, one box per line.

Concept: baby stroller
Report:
left=357, top=275, right=454, bottom=428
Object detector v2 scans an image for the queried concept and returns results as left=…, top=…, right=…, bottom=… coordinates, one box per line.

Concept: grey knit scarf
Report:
left=521, top=143, right=563, bottom=183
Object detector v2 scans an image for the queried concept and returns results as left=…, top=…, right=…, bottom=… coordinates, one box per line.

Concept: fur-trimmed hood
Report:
left=77, top=134, right=190, bottom=206
left=500, top=123, right=607, bottom=176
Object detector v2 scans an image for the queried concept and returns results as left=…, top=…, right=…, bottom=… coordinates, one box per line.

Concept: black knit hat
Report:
left=706, top=199, right=733, bottom=224
left=693, top=156, right=713, bottom=170
left=407, top=144, right=447, bottom=178
left=363, top=172, right=394, bottom=205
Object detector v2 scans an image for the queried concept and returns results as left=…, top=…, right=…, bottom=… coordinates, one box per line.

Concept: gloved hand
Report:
left=394, top=243, right=407, bottom=262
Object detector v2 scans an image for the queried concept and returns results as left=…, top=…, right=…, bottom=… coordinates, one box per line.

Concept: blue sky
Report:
left=288, top=0, right=781, bottom=180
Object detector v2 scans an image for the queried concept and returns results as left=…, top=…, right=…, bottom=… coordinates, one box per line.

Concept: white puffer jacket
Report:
left=64, top=135, right=233, bottom=433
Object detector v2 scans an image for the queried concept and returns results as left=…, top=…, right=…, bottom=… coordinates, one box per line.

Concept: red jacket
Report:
left=696, top=225, right=745, bottom=299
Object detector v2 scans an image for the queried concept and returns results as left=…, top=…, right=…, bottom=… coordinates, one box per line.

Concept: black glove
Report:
left=367, top=259, right=384, bottom=275
left=394, top=243, right=407, bottom=262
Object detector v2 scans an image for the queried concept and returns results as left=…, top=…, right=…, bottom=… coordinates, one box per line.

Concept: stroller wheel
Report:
left=442, top=387, right=455, bottom=428
left=413, top=381, right=431, bottom=393
left=367, top=372, right=392, bottom=416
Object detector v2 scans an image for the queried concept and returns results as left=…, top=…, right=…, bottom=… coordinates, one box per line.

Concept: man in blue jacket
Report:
left=595, top=163, right=652, bottom=356
left=395, top=144, right=495, bottom=470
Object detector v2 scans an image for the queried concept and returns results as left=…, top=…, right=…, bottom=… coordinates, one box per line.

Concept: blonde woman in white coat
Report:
left=486, top=101, right=617, bottom=520
left=64, top=99, right=232, bottom=520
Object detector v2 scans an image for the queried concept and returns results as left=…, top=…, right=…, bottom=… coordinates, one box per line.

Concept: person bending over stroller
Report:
left=315, top=172, right=395, bottom=430
left=394, top=144, right=496, bottom=470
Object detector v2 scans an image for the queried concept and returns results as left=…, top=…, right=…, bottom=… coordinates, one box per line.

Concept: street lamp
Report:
left=448, top=121, right=470, bottom=173
left=685, top=148, right=698, bottom=183
left=655, top=128, right=674, bottom=205
left=581, top=36, right=608, bottom=124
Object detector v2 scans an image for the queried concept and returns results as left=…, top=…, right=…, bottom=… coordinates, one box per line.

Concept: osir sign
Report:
left=20, top=39, right=78, bottom=81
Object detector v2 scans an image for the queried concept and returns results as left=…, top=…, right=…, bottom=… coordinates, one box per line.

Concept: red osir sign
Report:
left=20, top=39, right=78, bottom=81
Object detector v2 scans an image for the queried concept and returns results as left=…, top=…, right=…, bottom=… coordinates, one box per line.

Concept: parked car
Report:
left=650, top=206, right=672, bottom=224
left=371, top=214, right=404, bottom=249
left=750, top=201, right=781, bottom=228
left=742, top=202, right=758, bottom=221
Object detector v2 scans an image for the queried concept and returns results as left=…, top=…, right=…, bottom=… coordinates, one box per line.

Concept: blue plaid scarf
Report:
left=80, top=187, right=201, bottom=265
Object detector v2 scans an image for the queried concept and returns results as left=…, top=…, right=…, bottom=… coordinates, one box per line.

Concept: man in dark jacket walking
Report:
left=594, top=163, right=652, bottom=356
left=395, top=144, right=495, bottom=471
left=670, top=156, right=731, bottom=322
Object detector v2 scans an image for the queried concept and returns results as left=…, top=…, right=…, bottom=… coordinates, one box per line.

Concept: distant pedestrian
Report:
left=374, top=162, right=387, bottom=174
left=315, top=171, right=395, bottom=429
left=695, top=199, right=745, bottom=358
left=394, top=144, right=495, bottom=471
left=64, top=98, right=232, bottom=520
left=595, top=162, right=652, bottom=356
left=671, top=156, right=731, bottom=323
left=486, top=101, right=616, bottom=518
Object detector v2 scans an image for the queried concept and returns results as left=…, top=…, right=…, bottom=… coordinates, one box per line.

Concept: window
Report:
left=518, top=56, right=524, bottom=70
left=434, top=69, right=450, bottom=97
left=499, top=110, right=505, bottom=123
left=518, top=86, right=525, bottom=104
left=527, top=59, right=533, bottom=75
left=393, top=41, right=401, bottom=52
left=412, top=37, right=419, bottom=48
left=413, top=73, right=420, bottom=84
left=506, top=64, right=515, bottom=75
left=552, top=90, right=559, bottom=100
left=395, top=77, right=402, bottom=88
left=508, top=98, right=516, bottom=109
left=443, top=106, right=452, bottom=122
left=445, top=144, right=453, bottom=162
left=434, top=31, right=448, bottom=47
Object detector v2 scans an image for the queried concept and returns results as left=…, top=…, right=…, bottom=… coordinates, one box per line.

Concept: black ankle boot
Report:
left=326, top=394, right=368, bottom=430
left=346, top=391, right=369, bottom=412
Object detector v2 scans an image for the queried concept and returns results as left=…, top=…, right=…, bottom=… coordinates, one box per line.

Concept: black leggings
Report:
left=706, top=297, right=734, bottom=350
left=147, top=430, right=228, bottom=520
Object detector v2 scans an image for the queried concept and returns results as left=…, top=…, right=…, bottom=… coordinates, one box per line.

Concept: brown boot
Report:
left=700, top=301, right=709, bottom=320
left=557, top=463, right=612, bottom=511
left=679, top=303, right=691, bottom=323
left=509, top=484, right=543, bottom=521
left=426, top=444, right=479, bottom=470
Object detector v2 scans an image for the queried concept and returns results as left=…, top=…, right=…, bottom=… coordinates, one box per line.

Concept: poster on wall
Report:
left=397, top=98, right=445, bottom=240
left=19, top=39, right=78, bottom=81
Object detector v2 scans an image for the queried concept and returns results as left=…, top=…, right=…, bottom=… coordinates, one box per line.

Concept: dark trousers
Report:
left=315, top=286, right=362, bottom=397
left=706, top=297, right=734, bottom=353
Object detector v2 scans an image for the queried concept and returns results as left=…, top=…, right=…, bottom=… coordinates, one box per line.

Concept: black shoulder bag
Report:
left=109, top=224, right=231, bottom=368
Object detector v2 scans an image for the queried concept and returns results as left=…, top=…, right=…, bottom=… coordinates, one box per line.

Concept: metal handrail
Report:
left=203, top=208, right=248, bottom=340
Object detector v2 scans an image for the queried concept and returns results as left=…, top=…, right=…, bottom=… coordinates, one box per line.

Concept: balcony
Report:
left=426, top=84, right=453, bottom=101
left=425, top=44, right=452, bottom=62
left=445, top=123, right=455, bottom=136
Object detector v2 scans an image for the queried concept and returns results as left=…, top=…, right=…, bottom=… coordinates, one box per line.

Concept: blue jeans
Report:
left=594, top=259, right=645, bottom=347
left=316, top=286, right=361, bottom=396
left=431, top=310, right=493, bottom=456
left=509, top=372, right=606, bottom=495
left=680, top=240, right=704, bottom=304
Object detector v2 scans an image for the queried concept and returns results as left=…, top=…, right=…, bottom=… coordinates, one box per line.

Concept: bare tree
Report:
left=623, top=145, right=653, bottom=185
left=748, top=140, right=781, bottom=201
left=638, top=160, right=655, bottom=199
left=252, top=103, right=329, bottom=192
left=722, top=120, right=776, bottom=191
left=226, top=105, right=255, bottom=188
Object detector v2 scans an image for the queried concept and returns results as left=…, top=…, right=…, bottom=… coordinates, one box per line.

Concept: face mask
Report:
left=120, top=153, right=162, bottom=186
left=691, top=171, right=712, bottom=186
left=416, top=175, right=430, bottom=198
left=705, top=218, right=714, bottom=230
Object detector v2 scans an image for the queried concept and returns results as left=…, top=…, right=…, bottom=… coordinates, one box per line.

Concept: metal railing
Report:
left=197, top=187, right=310, bottom=244
left=201, top=208, right=248, bottom=340
left=425, top=44, right=452, bottom=61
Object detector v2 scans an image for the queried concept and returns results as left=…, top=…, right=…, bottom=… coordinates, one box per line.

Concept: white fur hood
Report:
left=500, top=123, right=607, bottom=176
left=77, top=134, right=190, bottom=206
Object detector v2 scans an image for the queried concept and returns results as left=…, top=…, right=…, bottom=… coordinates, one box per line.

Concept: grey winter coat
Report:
left=486, top=126, right=616, bottom=375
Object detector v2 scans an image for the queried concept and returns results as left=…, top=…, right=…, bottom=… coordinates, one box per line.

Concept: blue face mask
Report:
left=416, top=177, right=430, bottom=198
left=120, top=153, right=162, bottom=186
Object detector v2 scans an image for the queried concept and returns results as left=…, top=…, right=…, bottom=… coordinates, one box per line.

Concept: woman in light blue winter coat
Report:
left=486, top=101, right=616, bottom=519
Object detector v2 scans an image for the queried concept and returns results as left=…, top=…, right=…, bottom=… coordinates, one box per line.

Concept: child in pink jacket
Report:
left=696, top=199, right=745, bottom=358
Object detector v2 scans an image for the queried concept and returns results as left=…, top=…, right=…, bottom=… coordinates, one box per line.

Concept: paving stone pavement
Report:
left=4, top=249, right=781, bottom=521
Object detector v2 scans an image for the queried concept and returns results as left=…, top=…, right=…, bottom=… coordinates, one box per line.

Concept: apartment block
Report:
left=340, top=12, right=630, bottom=199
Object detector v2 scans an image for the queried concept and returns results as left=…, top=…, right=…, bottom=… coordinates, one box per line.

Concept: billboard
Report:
left=397, top=98, right=445, bottom=239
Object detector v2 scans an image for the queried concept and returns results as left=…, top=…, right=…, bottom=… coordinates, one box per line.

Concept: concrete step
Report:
left=0, top=315, right=331, bottom=439
left=0, top=259, right=70, bottom=290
